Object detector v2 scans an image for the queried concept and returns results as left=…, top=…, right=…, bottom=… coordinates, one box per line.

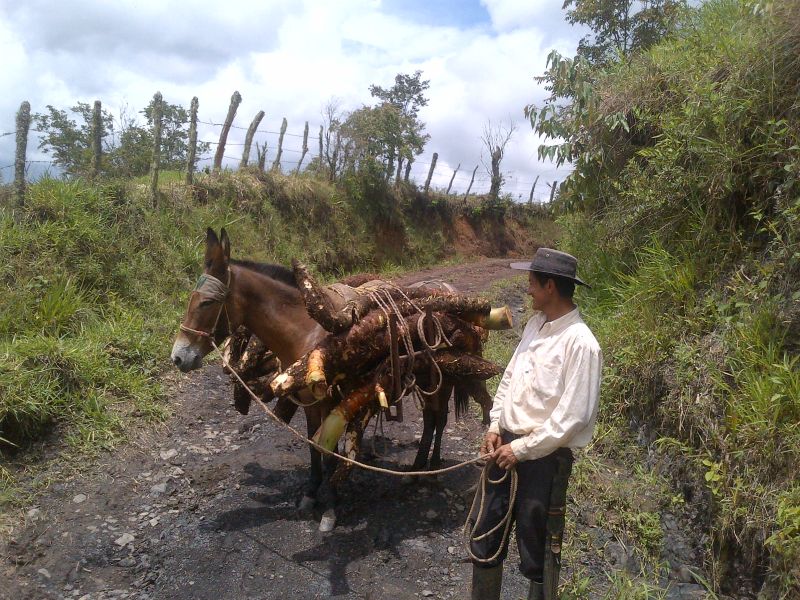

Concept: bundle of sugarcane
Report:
left=268, top=261, right=513, bottom=453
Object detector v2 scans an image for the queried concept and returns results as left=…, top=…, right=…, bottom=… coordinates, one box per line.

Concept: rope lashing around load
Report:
left=212, top=338, right=490, bottom=477
left=366, top=285, right=452, bottom=399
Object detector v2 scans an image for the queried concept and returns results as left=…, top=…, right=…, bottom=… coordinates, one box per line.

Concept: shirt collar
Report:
left=538, top=307, right=582, bottom=335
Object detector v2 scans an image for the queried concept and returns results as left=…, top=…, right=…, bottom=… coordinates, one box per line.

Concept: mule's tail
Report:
left=453, top=379, right=493, bottom=424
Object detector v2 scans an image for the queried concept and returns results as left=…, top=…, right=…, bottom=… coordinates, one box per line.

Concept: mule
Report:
left=171, top=228, right=490, bottom=530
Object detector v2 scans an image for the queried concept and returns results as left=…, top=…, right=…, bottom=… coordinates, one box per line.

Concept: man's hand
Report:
left=493, top=444, right=519, bottom=470
left=480, top=432, right=501, bottom=456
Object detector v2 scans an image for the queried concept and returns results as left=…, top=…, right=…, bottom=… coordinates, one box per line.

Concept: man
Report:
left=467, top=248, right=602, bottom=600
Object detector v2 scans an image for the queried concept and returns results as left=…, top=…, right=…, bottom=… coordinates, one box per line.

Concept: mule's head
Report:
left=171, top=228, right=233, bottom=372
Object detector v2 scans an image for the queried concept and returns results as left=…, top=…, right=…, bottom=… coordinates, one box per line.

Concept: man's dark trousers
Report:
left=468, top=432, right=573, bottom=582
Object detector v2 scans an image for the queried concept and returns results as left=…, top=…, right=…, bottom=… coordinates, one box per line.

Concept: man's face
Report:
left=527, top=271, right=550, bottom=311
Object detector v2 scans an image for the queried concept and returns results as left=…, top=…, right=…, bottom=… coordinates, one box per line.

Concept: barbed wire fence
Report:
left=2, top=93, right=560, bottom=207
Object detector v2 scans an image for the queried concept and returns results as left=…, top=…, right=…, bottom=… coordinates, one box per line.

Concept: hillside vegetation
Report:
left=539, top=0, right=798, bottom=596
left=0, top=169, right=552, bottom=497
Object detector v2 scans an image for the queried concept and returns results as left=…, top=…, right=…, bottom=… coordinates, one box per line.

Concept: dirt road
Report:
left=3, top=259, right=538, bottom=600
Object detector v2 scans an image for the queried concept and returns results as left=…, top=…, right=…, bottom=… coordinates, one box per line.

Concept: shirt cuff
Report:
left=509, top=438, right=529, bottom=461
left=488, top=421, right=501, bottom=435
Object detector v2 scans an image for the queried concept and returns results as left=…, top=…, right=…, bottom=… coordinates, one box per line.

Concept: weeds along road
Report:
left=3, top=257, right=710, bottom=600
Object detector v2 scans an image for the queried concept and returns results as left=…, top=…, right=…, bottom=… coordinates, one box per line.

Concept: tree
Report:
left=480, top=120, right=516, bottom=200
left=524, top=0, right=685, bottom=210
left=34, top=103, right=114, bottom=177
left=564, top=0, right=685, bottom=66
left=367, top=71, right=430, bottom=180
left=34, top=99, right=209, bottom=178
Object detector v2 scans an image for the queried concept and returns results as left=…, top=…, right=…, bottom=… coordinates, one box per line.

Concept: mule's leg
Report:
left=318, top=451, right=339, bottom=532
left=412, top=404, right=437, bottom=470
left=299, top=407, right=322, bottom=515
left=429, top=386, right=453, bottom=470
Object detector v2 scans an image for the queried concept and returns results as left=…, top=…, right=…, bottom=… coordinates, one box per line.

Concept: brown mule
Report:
left=171, top=228, right=492, bottom=530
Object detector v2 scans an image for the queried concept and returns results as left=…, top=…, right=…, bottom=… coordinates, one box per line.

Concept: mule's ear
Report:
left=206, top=228, right=219, bottom=248
left=220, top=228, right=231, bottom=261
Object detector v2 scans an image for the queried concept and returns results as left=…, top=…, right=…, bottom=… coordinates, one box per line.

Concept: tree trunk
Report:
left=185, top=97, right=198, bottom=185
left=256, top=142, right=267, bottom=171
left=463, top=164, right=478, bottom=200
left=240, top=110, right=265, bottom=168
left=14, top=101, right=30, bottom=209
left=91, top=100, right=102, bottom=179
left=446, top=163, right=460, bottom=195
left=149, top=92, right=163, bottom=207
left=528, top=175, right=539, bottom=204
left=489, top=146, right=502, bottom=199
left=213, top=91, right=242, bottom=173
left=271, top=117, right=287, bottom=171
left=318, top=125, right=323, bottom=174
left=295, top=121, right=309, bottom=173
left=424, top=152, right=438, bottom=193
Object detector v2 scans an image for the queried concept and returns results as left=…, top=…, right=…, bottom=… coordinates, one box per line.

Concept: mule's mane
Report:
left=231, top=259, right=298, bottom=289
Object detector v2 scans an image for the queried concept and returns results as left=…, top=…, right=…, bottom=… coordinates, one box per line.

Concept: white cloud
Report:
left=0, top=0, right=579, bottom=197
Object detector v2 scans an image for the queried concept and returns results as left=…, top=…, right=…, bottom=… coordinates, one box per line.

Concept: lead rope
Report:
left=464, top=461, right=519, bottom=564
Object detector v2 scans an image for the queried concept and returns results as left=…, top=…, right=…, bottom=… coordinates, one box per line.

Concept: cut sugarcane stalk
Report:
left=313, top=375, right=385, bottom=451
left=305, top=348, right=329, bottom=400
left=463, top=306, right=513, bottom=330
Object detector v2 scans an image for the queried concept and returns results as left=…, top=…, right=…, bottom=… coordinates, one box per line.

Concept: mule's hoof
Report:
left=318, top=509, right=337, bottom=532
left=298, top=495, right=315, bottom=516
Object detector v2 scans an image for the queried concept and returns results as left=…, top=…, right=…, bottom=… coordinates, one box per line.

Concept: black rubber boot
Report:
left=527, top=579, right=544, bottom=600
left=471, top=564, right=502, bottom=600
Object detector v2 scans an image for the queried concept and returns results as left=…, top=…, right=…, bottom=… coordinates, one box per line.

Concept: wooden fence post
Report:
left=446, top=163, right=460, bottom=195
left=318, top=125, right=323, bottom=173
left=186, top=97, right=198, bottom=185
left=463, top=164, right=478, bottom=200
left=256, top=142, right=267, bottom=171
left=14, top=101, right=30, bottom=209
left=528, top=175, right=539, bottom=204
left=272, top=117, right=287, bottom=171
left=295, top=121, right=309, bottom=173
left=213, top=91, right=242, bottom=173
left=149, top=92, right=163, bottom=207
left=549, top=180, right=558, bottom=204
left=240, top=110, right=265, bottom=168
left=91, top=100, right=102, bottom=179
left=423, top=152, right=438, bottom=193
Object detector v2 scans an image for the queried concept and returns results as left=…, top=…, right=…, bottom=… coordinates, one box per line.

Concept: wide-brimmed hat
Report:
left=510, top=248, right=590, bottom=287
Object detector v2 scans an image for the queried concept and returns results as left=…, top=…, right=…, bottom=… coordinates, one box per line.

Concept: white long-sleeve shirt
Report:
left=489, top=307, right=602, bottom=461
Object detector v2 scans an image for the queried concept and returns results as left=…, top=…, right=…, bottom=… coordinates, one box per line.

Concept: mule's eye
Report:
left=198, top=298, right=215, bottom=307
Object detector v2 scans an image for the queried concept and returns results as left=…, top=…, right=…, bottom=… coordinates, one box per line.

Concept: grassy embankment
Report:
left=0, top=167, right=553, bottom=509
left=543, top=1, right=799, bottom=596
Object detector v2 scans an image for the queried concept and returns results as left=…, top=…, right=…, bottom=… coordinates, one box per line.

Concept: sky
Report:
left=0, top=0, right=586, bottom=201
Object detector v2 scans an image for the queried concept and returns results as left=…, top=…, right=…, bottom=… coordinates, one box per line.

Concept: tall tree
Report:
left=564, top=0, right=685, bottom=66
left=368, top=71, right=430, bottom=180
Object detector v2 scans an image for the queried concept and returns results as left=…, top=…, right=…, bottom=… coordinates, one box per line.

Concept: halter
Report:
left=179, top=269, right=232, bottom=341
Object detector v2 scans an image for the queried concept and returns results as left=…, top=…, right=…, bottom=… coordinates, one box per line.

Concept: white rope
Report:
left=464, top=462, right=519, bottom=564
